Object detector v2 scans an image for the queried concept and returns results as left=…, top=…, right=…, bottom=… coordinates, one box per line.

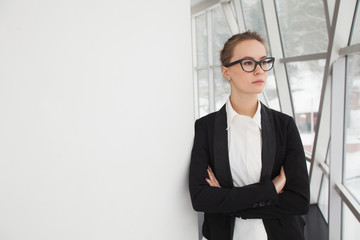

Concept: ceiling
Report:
left=190, top=0, right=208, bottom=7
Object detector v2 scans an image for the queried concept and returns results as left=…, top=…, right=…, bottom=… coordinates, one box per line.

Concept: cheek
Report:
left=230, top=75, right=248, bottom=88
left=230, top=68, right=246, bottom=79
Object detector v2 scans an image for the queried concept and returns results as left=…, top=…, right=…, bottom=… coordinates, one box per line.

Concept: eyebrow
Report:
left=241, top=56, right=268, bottom=60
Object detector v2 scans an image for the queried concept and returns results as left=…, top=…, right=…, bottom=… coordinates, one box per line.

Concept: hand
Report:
left=206, top=166, right=221, bottom=188
left=272, top=166, right=286, bottom=194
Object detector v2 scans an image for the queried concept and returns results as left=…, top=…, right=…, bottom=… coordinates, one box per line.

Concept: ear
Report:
left=222, top=66, right=230, bottom=80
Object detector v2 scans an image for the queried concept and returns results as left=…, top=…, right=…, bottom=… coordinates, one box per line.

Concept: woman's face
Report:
left=222, top=39, right=268, bottom=96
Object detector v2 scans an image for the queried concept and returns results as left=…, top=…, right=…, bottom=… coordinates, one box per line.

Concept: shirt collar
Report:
left=226, top=98, right=262, bottom=130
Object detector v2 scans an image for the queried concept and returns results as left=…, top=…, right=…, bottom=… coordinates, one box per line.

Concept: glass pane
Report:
left=287, top=59, right=325, bottom=154
left=214, top=67, right=230, bottom=110
left=195, top=14, right=208, bottom=68
left=212, top=6, right=232, bottom=112
left=241, top=0, right=270, bottom=51
left=350, top=2, right=360, bottom=44
left=198, top=70, right=210, bottom=118
left=264, top=71, right=280, bottom=111
left=342, top=202, right=360, bottom=240
left=344, top=54, right=360, bottom=203
left=275, top=0, right=328, bottom=57
left=318, top=175, right=329, bottom=223
left=212, top=6, right=232, bottom=67
left=241, top=0, right=280, bottom=111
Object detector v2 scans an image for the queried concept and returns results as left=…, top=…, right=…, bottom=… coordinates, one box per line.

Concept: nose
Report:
left=254, top=63, right=264, bottom=75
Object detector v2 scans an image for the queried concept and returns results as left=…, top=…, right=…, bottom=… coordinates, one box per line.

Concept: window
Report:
left=350, top=3, right=360, bottom=44
left=212, top=6, right=232, bottom=110
left=274, top=0, right=328, bottom=154
left=342, top=202, right=360, bottom=240
left=344, top=53, right=360, bottom=203
left=193, top=5, right=232, bottom=118
left=275, top=0, right=328, bottom=57
left=195, top=14, right=210, bottom=117
left=241, top=0, right=280, bottom=111
left=318, top=174, right=329, bottom=222
left=286, top=60, right=325, bottom=153
left=191, top=1, right=360, bottom=239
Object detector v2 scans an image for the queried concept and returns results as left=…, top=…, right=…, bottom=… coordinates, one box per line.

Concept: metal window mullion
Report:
left=279, top=52, right=327, bottom=63
left=261, top=0, right=294, bottom=117
left=339, top=43, right=360, bottom=56
left=310, top=76, right=331, bottom=204
left=192, top=17, right=200, bottom=119
left=221, top=1, right=240, bottom=35
left=309, top=0, right=357, bottom=205
left=349, top=3, right=360, bottom=45
left=319, top=161, right=330, bottom=178
left=325, top=0, right=337, bottom=25
left=323, top=0, right=332, bottom=38
left=335, top=184, right=360, bottom=222
left=194, top=66, right=208, bottom=71
left=233, top=0, right=246, bottom=32
left=207, top=10, right=215, bottom=113
left=191, top=0, right=221, bottom=16
left=329, top=57, right=346, bottom=240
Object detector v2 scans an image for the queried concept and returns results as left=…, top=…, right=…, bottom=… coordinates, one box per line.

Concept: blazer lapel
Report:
left=213, top=103, right=276, bottom=186
left=213, top=105, right=234, bottom=188
left=260, top=103, right=277, bottom=181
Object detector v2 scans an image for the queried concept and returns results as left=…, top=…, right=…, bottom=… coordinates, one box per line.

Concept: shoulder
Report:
left=261, top=103, right=299, bottom=138
left=195, top=104, right=226, bottom=127
left=261, top=103, right=293, bottom=124
left=196, top=111, right=217, bottom=123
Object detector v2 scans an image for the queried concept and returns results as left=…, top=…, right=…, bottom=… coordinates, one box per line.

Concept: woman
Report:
left=189, top=31, right=310, bottom=240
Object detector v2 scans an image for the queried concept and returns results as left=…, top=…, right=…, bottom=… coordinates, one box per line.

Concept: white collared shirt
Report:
left=226, top=99, right=267, bottom=240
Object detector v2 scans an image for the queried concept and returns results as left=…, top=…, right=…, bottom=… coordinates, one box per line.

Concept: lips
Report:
left=252, top=80, right=264, bottom=84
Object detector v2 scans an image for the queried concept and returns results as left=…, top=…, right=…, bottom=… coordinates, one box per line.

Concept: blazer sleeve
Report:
left=236, top=117, right=310, bottom=219
left=189, top=118, right=279, bottom=214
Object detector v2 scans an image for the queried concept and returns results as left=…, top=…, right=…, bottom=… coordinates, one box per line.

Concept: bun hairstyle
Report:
left=220, top=31, right=266, bottom=67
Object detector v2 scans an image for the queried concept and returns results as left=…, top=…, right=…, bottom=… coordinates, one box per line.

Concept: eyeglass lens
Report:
left=241, top=58, right=274, bottom=72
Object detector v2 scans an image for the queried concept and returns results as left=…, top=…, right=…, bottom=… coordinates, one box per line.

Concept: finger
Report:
left=206, top=178, right=221, bottom=188
left=209, top=171, right=218, bottom=186
left=280, top=167, right=286, bottom=179
left=208, top=167, right=221, bottom=188
left=207, top=166, right=214, bottom=177
left=207, top=168, right=215, bottom=181
left=206, top=178, right=216, bottom=187
left=214, top=176, right=220, bottom=187
left=206, top=178, right=213, bottom=186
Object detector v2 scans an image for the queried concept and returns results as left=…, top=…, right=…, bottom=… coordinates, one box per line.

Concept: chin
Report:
left=254, top=87, right=265, bottom=94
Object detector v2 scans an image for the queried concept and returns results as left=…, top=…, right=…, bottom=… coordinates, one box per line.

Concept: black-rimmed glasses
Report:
left=225, top=57, right=275, bottom=72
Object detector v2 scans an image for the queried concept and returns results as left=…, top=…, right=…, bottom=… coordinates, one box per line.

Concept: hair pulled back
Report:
left=220, top=31, right=265, bottom=67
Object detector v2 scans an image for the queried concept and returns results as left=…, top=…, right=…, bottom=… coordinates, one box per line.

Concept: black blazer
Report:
left=189, top=103, right=310, bottom=240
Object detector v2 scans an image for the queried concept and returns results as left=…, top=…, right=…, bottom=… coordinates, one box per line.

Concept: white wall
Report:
left=0, top=0, right=197, bottom=239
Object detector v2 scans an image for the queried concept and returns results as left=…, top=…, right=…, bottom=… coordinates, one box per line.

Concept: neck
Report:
left=229, top=93, right=259, bottom=118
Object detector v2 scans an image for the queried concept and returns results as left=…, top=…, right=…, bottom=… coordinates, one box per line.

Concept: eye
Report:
left=261, top=59, right=274, bottom=64
left=242, top=60, right=254, bottom=66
